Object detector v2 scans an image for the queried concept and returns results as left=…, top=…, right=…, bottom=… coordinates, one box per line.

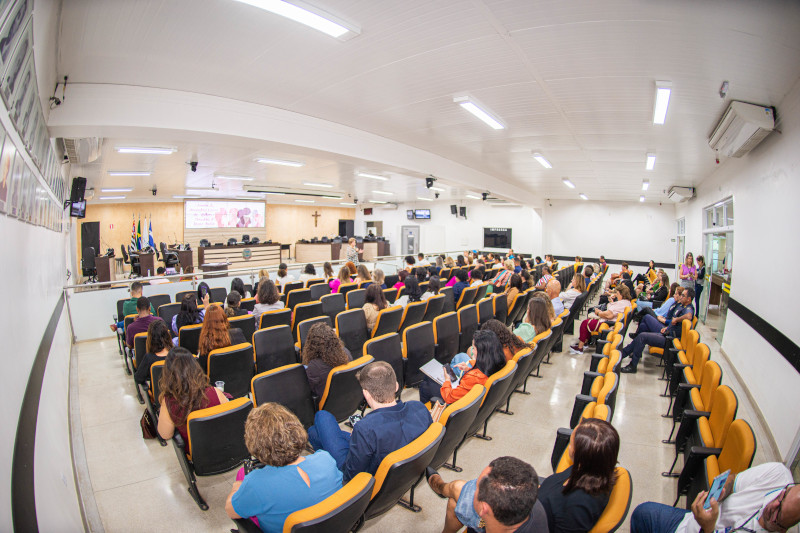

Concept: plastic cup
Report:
left=215, top=381, right=225, bottom=391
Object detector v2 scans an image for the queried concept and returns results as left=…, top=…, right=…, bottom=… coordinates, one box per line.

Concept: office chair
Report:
left=227, top=238, right=238, bottom=246
left=249, top=237, right=259, bottom=244
left=159, top=242, right=179, bottom=269
left=199, top=239, right=210, bottom=247
left=81, top=247, right=98, bottom=283
left=241, top=234, right=250, bottom=243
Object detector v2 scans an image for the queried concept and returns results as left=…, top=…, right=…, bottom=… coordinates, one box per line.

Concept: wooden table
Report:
left=295, top=242, right=341, bottom=262
left=197, top=242, right=282, bottom=270
left=200, top=262, right=230, bottom=279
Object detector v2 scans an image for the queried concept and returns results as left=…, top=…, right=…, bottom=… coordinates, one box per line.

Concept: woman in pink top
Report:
left=570, top=285, right=632, bottom=353
left=392, top=269, right=408, bottom=290
left=678, top=252, right=697, bottom=289
left=329, top=266, right=352, bottom=293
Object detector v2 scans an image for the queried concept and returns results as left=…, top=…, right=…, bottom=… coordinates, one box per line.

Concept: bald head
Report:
left=545, top=279, right=561, bottom=299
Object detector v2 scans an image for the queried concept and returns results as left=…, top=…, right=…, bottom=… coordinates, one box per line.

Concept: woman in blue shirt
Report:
left=226, top=403, right=342, bottom=532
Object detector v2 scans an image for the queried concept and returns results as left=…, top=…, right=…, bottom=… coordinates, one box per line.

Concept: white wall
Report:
left=677, top=75, right=800, bottom=459
left=355, top=201, right=543, bottom=257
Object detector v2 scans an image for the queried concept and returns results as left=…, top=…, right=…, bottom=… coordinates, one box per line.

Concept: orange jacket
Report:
left=440, top=368, right=488, bottom=404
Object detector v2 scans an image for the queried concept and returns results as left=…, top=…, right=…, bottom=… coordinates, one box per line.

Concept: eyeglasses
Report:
left=769, top=483, right=798, bottom=531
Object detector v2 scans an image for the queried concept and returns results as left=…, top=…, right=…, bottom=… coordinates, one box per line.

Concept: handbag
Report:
left=140, top=409, right=158, bottom=439
left=430, top=401, right=447, bottom=423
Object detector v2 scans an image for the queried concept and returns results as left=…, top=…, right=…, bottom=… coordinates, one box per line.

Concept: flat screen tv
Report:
left=184, top=200, right=265, bottom=229
left=407, top=210, right=414, bottom=219
left=70, top=200, right=86, bottom=218
left=483, top=227, right=511, bottom=248
left=414, top=209, right=431, bottom=219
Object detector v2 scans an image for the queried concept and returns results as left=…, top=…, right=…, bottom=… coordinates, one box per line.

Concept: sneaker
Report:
left=569, top=347, right=582, bottom=355
left=569, top=343, right=582, bottom=352
left=620, top=364, right=638, bottom=374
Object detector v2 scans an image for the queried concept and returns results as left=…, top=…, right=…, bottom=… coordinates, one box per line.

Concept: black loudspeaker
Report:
left=459, top=206, right=466, bottom=218
left=81, top=221, right=101, bottom=260
left=70, top=177, right=87, bottom=203
left=338, top=219, right=354, bottom=238
left=450, top=204, right=457, bottom=215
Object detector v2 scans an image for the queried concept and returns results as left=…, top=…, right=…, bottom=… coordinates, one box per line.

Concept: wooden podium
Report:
left=138, top=252, right=156, bottom=278
left=95, top=256, right=116, bottom=283
left=176, top=250, right=193, bottom=271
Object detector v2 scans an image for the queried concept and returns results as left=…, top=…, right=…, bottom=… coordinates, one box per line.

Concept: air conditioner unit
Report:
left=380, top=203, right=398, bottom=210
left=668, top=186, right=695, bottom=203
left=60, top=137, right=103, bottom=164
left=708, top=101, right=774, bottom=158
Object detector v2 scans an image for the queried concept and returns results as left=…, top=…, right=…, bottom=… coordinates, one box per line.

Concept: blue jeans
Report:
left=622, top=315, right=667, bottom=367
left=637, top=301, right=653, bottom=309
left=307, top=411, right=351, bottom=470
left=631, top=502, right=688, bottom=533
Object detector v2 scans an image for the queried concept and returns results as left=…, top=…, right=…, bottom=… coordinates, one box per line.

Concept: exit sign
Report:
left=363, top=208, right=373, bottom=215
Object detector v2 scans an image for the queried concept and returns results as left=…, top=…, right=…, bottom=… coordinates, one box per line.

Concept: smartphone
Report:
left=444, top=365, right=459, bottom=383
left=704, top=469, right=730, bottom=509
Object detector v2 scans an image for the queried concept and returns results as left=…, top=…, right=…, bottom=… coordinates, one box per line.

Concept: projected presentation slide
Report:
left=184, top=200, right=265, bottom=229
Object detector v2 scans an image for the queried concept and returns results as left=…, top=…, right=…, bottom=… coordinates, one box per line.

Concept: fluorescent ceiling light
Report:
left=256, top=157, right=304, bottom=167
left=653, top=81, right=672, bottom=125
left=339, top=202, right=356, bottom=206
left=217, top=175, right=255, bottom=181
left=453, top=95, right=505, bottom=130
left=532, top=153, right=552, bottom=169
left=101, top=188, right=133, bottom=193
left=369, top=200, right=387, bottom=204
left=372, top=190, right=393, bottom=196
left=357, top=172, right=388, bottom=181
left=417, top=196, right=433, bottom=201
left=236, top=195, right=265, bottom=200
left=562, top=178, right=575, bottom=189
left=173, top=195, right=201, bottom=199
left=186, top=187, right=218, bottom=192
left=640, top=195, right=645, bottom=202
left=99, top=196, right=126, bottom=200
left=303, top=181, right=334, bottom=188
left=579, top=193, right=589, bottom=200
left=321, top=195, right=342, bottom=199
left=263, top=191, right=286, bottom=195
left=115, top=147, right=175, bottom=155
left=107, top=171, right=152, bottom=177
left=429, top=186, right=445, bottom=192
left=646, top=153, right=656, bottom=171
left=295, top=199, right=315, bottom=203
left=642, top=180, right=650, bottom=191
left=233, top=0, right=358, bottom=39
left=465, top=194, right=481, bottom=200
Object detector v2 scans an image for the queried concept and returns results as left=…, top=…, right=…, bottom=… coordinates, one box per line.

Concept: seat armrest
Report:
left=595, top=339, right=610, bottom=354
left=233, top=518, right=263, bottom=533
left=581, top=372, right=602, bottom=396
left=686, top=446, right=723, bottom=459
left=683, top=409, right=711, bottom=419
left=589, top=353, right=604, bottom=372
left=678, top=383, right=700, bottom=391
left=550, top=427, right=573, bottom=472
left=569, top=394, right=596, bottom=429
left=172, top=431, right=185, bottom=450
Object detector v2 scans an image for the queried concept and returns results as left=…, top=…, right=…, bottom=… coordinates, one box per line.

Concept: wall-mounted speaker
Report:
left=70, top=177, right=87, bottom=203
left=450, top=204, right=457, bottom=215
left=459, top=206, right=466, bottom=218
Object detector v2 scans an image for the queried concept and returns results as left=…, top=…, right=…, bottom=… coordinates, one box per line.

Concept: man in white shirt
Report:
left=416, top=253, right=430, bottom=267
left=631, top=462, right=799, bottom=533
left=545, top=279, right=564, bottom=316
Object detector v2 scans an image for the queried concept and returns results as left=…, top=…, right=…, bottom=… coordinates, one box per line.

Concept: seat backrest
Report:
left=433, top=312, right=460, bottom=364
left=371, top=305, right=404, bottom=338
left=186, top=397, right=252, bottom=474
left=457, top=305, right=479, bottom=354
left=253, top=325, right=297, bottom=373
left=474, top=283, right=489, bottom=302
left=309, top=283, right=331, bottom=300
left=240, top=297, right=256, bottom=312
left=363, top=333, right=405, bottom=391
left=335, top=309, right=370, bottom=355
left=259, top=308, right=292, bottom=330
left=148, top=294, right=171, bottom=311
left=178, top=324, right=204, bottom=354
left=228, top=315, right=256, bottom=344
left=338, top=282, right=358, bottom=297
left=286, top=289, right=312, bottom=311
left=158, top=302, right=182, bottom=327
left=297, top=316, right=333, bottom=350
left=687, top=343, right=710, bottom=384
left=466, top=361, right=517, bottom=437
left=429, top=385, right=486, bottom=470
left=133, top=333, right=148, bottom=369
left=596, top=372, right=619, bottom=413
left=505, top=292, right=527, bottom=327
left=698, top=361, right=722, bottom=412
left=150, top=360, right=165, bottom=404
left=508, top=348, right=535, bottom=391
left=209, top=287, right=227, bottom=304
left=456, top=286, right=478, bottom=309
left=175, top=290, right=195, bottom=303
left=402, top=321, right=435, bottom=387
left=364, top=423, right=444, bottom=520
left=398, top=300, right=427, bottom=335
left=292, top=302, right=325, bottom=338
left=421, top=294, right=445, bottom=323
left=283, top=472, right=375, bottom=533
left=283, top=281, right=305, bottom=295
left=477, top=296, right=494, bottom=325
left=707, top=385, right=738, bottom=447
left=439, top=286, right=455, bottom=314
left=346, top=289, right=366, bottom=310
left=319, top=355, right=374, bottom=422
left=588, top=467, right=632, bottom=533
left=715, top=419, right=756, bottom=479
left=320, top=293, right=346, bottom=323
left=305, top=278, right=326, bottom=288
left=207, top=343, right=254, bottom=398
left=492, top=293, right=508, bottom=325
left=382, top=287, right=399, bottom=304
left=251, top=364, right=316, bottom=428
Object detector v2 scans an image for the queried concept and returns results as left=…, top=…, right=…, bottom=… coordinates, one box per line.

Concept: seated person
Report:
left=416, top=252, right=430, bottom=267
left=392, top=269, right=408, bottom=290
left=513, top=256, right=523, bottom=273
left=583, top=266, right=594, bottom=285
left=197, top=304, right=247, bottom=371
left=421, top=275, right=441, bottom=300
left=639, top=284, right=682, bottom=320
left=418, top=330, right=507, bottom=405
left=308, top=362, right=432, bottom=482
left=560, top=274, right=586, bottom=310
left=173, top=293, right=207, bottom=339
left=514, top=298, right=552, bottom=343
left=415, top=266, right=429, bottom=282
left=469, top=268, right=484, bottom=287
left=631, top=462, right=799, bottom=533
left=355, top=264, right=371, bottom=285
left=546, top=278, right=564, bottom=316
left=570, top=285, right=632, bottom=354
left=109, top=281, right=154, bottom=332
left=231, top=277, right=249, bottom=299
left=322, top=262, right=333, bottom=280
left=503, top=274, right=523, bottom=309
left=149, top=266, right=171, bottom=284
left=302, top=323, right=353, bottom=397
left=519, top=269, right=532, bottom=291
left=125, top=297, right=163, bottom=349
left=372, top=268, right=387, bottom=289
left=362, top=284, right=388, bottom=331
left=252, top=279, right=284, bottom=318
left=395, top=275, right=423, bottom=307
left=491, top=260, right=515, bottom=288
left=452, top=269, right=470, bottom=302
left=480, top=319, right=529, bottom=361
left=620, top=287, right=695, bottom=373
left=225, top=291, right=249, bottom=318
left=329, top=266, right=352, bottom=294
left=157, top=347, right=228, bottom=450
left=535, top=266, right=553, bottom=289
left=133, top=319, right=173, bottom=385
left=633, top=260, right=657, bottom=284
left=225, top=403, right=343, bottom=532
left=636, top=272, right=669, bottom=309
left=275, top=263, right=292, bottom=288
left=426, top=456, right=548, bottom=533
left=606, top=261, right=631, bottom=288
left=404, top=254, right=416, bottom=272
left=298, top=263, right=317, bottom=284
left=538, top=418, right=620, bottom=533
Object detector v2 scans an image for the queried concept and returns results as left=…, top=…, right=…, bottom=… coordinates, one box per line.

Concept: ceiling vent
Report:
left=667, top=186, right=695, bottom=203
left=708, top=101, right=774, bottom=158
left=61, top=137, right=102, bottom=164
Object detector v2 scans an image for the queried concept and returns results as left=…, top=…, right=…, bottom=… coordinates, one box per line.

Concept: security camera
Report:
left=426, top=176, right=434, bottom=189
left=151, top=186, right=157, bottom=196
left=353, top=197, right=358, bottom=204
left=189, top=161, right=198, bottom=172
left=435, top=192, right=440, bottom=199
left=482, top=192, right=488, bottom=201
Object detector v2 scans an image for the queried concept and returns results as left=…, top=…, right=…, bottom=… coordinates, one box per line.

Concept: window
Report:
left=704, top=197, right=734, bottom=230
left=676, top=217, right=686, bottom=268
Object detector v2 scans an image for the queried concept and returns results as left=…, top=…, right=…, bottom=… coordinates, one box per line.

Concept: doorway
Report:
left=701, top=198, right=734, bottom=343
left=401, top=225, right=420, bottom=255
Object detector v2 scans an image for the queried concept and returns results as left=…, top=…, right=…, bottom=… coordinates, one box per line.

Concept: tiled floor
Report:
left=74, top=304, right=778, bottom=532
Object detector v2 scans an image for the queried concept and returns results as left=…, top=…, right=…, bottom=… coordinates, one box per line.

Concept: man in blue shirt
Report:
left=620, top=288, right=695, bottom=373
left=452, top=269, right=470, bottom=302
left=308, top=361, right=432, bottom=482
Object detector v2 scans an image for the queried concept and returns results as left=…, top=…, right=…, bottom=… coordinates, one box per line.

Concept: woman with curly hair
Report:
left=197, top=304, right=246, bottom=371
left=157, top=347, right=228, bottom=450
left=225, top=403, right=342, bottom=530
left=479, top=319, right=529, bottom=361
left=302, top=323, right=352, bottom=397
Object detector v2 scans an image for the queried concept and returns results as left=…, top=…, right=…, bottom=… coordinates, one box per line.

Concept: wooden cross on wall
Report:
left=312, top=210, right=321, bottom=227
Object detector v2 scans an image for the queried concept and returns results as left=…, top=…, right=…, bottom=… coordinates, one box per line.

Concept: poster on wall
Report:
left=0, top=0, right=29, bottom=82
left=1, top=19, right=30, bottom=104
left=0, top=133, right=14, bottom=214
left=9, top=50, right=30, bottom=125
left=184, top=200, right=266, bottom=229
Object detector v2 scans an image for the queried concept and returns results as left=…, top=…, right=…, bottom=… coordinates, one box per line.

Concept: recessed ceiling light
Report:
left=642, top=180, right=650, bottom=191
left=357, top=172, right=388, bottom=181
left=369, top=200, right=387, bottom=204
left=645, top=153, right=656, bottom=171
left=653, top=81, right=672, bottom=125
left=295, top=199, right=315, bottom=203
left=107, top=171, right=152, bottom=177
left=579, top=193, right=589, bottom=200
left=453, top=95, right=505, bottom=130
left=217, top=175, right=255, bottom=181
left=303, top=181, right=334, bottom=188
left=321, top=195, right=343, bottom=199
left=173, top=195, right=201, bottom=199
left=429, top=186, right=445, bottom=192
left=339, top=202, right=356, bottom=206
left=256, top=157, right=304, bottom=167
left=101, top=188, right=133, bottom=193
left=115, top=147, right=176, bottom=155
left=465, top=194, right=482, bottom=200
left=233, top=0, right=359, bottom=40
left=532, top=152, right=552, bottom=169
left=562, top=178, right=575, bottom=189
left=417, top=196, right=433, bottom=202
left=99, top=195, right=126, bottom=200
left=372, top=190, right=393, bottom=196
left=640, top=195, right=645, bottom=202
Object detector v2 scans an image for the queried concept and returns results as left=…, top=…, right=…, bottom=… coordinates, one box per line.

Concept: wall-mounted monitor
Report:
left=407, top=210, right=414, bottom=219
left=184, top=200, right=265, bottom=229
left=414, top=209, right=431, bottom=219
left=70, top=200, right=86, bottom=218
left=484, top=227, right=512, bottom=248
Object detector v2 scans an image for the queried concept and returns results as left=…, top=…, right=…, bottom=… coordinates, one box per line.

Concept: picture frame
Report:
left=7, top=144, right=22, bottom=217
left=0, top=132, right=15, bottom=214
left=1, top=17, right=30, bottom=104
left=0, top=0, right=29, bottom=76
